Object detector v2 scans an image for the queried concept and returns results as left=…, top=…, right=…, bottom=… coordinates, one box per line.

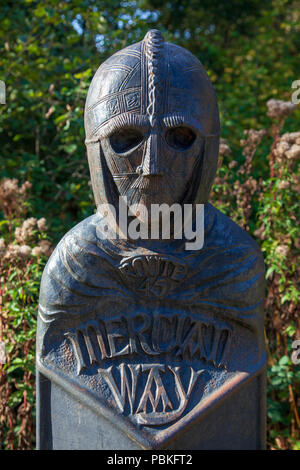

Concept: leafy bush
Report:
left=0, top=0, right=299, bottom=450
left=0, top=180, right=52, bottom=449
left=211, top=100, right=300, bottom=450
left=0, top=98, right=299, bottom=450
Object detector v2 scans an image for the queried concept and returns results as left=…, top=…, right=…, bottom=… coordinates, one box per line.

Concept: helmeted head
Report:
left=85, top=30, right=220, bottom=215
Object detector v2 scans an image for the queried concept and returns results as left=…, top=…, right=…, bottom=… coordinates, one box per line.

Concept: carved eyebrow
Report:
left=85, top=112, right=219, bottom=145
left=96, top=113, right=149, bottom=139
left=162, top=114, right=206, bottom=137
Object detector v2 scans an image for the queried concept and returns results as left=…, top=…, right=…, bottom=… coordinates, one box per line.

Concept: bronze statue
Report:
left=37, top=30, right=266, bottom=450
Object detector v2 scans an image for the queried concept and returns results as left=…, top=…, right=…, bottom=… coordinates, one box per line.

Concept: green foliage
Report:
left=212, top=120, right=300, bottom=450
left=267, top=343, right=300, bottom=450
left=0, top=260, right=42, bottom=449
left=0, top=0, right=299, bottom=450
left=0, top=181, right=51, bottom=449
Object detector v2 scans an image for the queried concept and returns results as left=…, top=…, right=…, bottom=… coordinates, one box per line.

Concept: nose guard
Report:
left=139, top=130, right=163, bottom=177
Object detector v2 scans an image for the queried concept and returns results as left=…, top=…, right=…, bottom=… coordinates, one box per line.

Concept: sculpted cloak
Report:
left=37, top=30, right=266, bottom=449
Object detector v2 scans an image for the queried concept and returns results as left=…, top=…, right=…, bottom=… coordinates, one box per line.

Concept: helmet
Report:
left=84, top=30, right=220, bottom=211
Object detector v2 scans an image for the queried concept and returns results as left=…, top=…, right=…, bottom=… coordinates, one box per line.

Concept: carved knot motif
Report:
left=144, top=29, right=165, bottom=125
left=118, top=255, right=187, bottom=298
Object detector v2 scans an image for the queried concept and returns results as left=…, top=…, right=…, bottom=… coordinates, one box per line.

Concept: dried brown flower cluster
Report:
left=0, top=371, right=16, bottom=449
left=15, top=218, right=37, bottom=243
left=213, top=113, right=299, bottom=393
left=233, top=176, right=259, bottom=230
left=0, top=179, right=53, bottom=265
left=273, top=132, right=300, bottom=167
left=2, top=243, right=31, bottom=263
left=267, top=99, right=297, bottom=120
left=275, top=244, right=290, bottom=257
left=219, top=138, right=231, bottom=157
left=228, top=160, right=238, bottom=169
left=226, top=129, right=267, bottom=230
left=240, top=129, right=267, bottom=174
left=15, top=217, right=47, bottom=243
left=0, top=237, right=5, bottom=256
left=1, top=240, right=53, bottom=264
left=0, top=178, right=53, bottom=449
left=0, top=178, right=32, bottom=220
left=1, top=224, right=52, bottom=265
left=32, top=239, right=52, bottom=257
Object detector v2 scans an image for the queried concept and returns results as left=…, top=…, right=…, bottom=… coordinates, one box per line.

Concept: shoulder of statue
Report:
left=38, top=214, right=122, bottom=323
left=195, top=204, right=266, bottom=332
left=206, top=203, right=264, bottom=266
left=203, top=203, right=265, bottom=298
left=61, top=212, right=104, bottom=245
left=45, top=212, right=110, bottom=265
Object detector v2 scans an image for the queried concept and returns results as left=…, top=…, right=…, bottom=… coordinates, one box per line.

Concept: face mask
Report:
left=85, top=30, right=220, bottom=216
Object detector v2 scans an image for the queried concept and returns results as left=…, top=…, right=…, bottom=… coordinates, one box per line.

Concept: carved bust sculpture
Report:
left=37, top=30, right=266, bottom=449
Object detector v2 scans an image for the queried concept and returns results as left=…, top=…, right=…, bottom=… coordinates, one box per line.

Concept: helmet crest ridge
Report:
left=144, top=30, right=165, bottom=125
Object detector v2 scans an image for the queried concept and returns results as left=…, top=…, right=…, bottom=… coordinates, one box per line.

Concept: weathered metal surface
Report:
left=36, top=30, right=266, bottom=450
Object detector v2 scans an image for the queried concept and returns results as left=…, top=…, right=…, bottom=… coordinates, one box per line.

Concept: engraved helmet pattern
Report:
left=84, top=30, right=220, bottom=210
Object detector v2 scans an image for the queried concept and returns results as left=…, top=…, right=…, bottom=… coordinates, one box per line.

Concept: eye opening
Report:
left=165, top=125, right=196, bottom=150
left=109, top=127, right=144, bottom=154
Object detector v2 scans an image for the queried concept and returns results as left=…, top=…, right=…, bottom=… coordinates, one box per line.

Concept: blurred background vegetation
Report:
left=0, top=0, right=299, bottom=450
